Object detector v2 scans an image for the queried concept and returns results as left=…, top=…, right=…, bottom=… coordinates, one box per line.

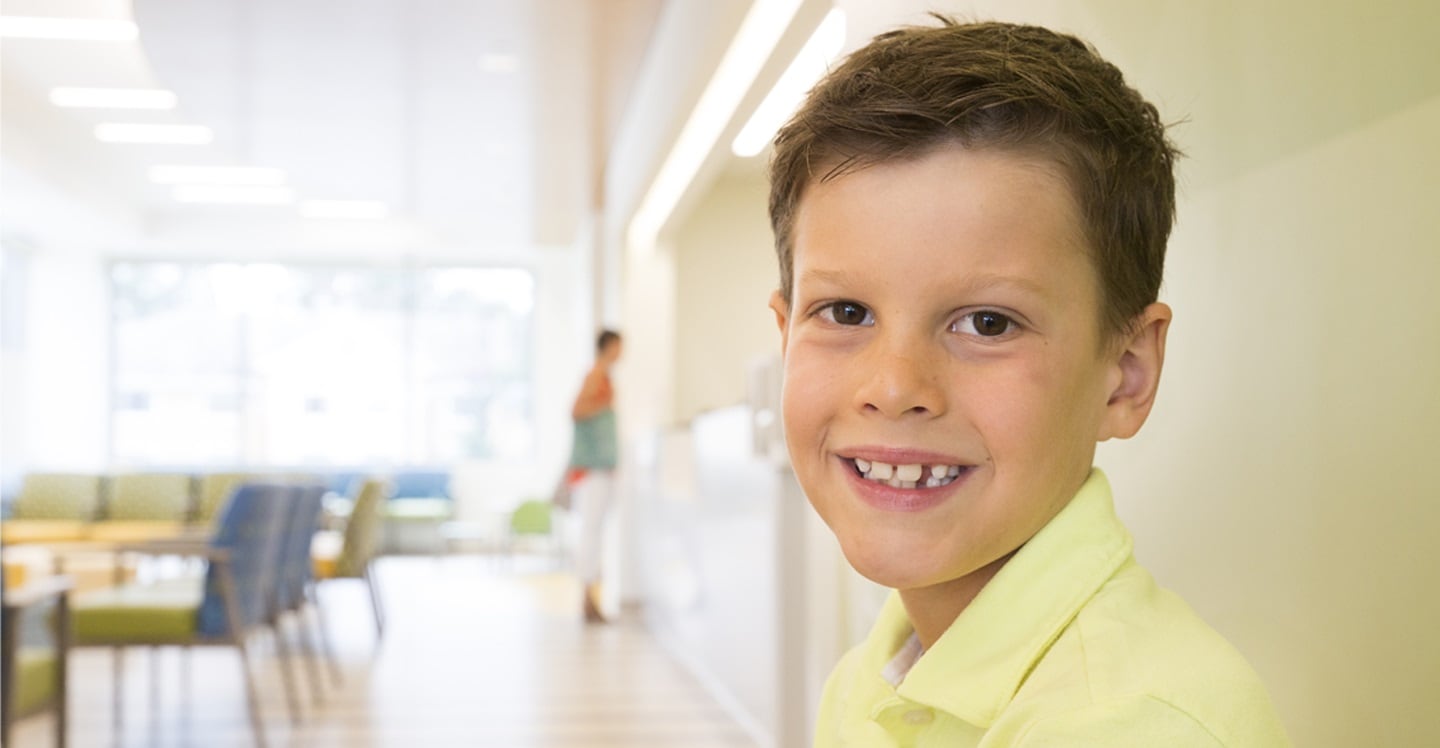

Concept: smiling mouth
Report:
left=847, top=458, right=967, bottom=489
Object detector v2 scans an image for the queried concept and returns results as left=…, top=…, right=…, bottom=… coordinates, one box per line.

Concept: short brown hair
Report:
left=768, top=18, right=1180, bottom=337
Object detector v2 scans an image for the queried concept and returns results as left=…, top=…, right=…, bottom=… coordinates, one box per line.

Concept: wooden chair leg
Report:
left=56, top=591, right=70, bottom=748
left=1, top=602, right=17, bottom=748
left=292, top=609, right=327, bottom=706
left=217, top=562, right=268, bottom=748
left=270, top=619, right=304, bottom=725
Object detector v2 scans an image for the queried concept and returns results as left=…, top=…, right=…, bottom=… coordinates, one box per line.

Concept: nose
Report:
left=853, top=336, right=947, bottom=419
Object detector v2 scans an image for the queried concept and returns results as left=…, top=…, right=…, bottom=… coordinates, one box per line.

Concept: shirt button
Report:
left=903, top=709, right=934, bottom=726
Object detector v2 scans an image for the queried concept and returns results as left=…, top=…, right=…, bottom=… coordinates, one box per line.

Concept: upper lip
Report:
left=838, top=446, right=971, bottom=466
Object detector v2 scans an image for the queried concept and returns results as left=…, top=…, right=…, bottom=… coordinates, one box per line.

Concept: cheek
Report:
left=969, top=358, right=1086, bottom=451
left=780, top=344, right=843, bottom=444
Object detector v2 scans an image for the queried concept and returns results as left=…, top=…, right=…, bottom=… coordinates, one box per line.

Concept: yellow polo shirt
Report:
left=814, top=469, right=1290, bottom=746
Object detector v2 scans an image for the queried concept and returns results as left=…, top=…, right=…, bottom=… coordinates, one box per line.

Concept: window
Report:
left=110, top=262, right=535, bottom=466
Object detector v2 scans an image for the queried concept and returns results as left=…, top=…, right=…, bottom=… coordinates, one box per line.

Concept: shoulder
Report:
left=1011, top=695, right=1226, bottom=747
left=1005, top=561, right=1291, bottom=746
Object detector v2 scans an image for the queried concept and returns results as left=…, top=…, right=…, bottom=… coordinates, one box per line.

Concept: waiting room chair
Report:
left=0, top=473, right=103, bottom=544
left=195, top=471, right=255, bottom=525
left=505, top=499, right=563, bottom=567
left=87, top=472, right=194, bottom=542
left=271, top=483, right=339, bottom=708
left=1, top=574, right=73, bottom=748
left=70, top=483, right=289, bottom=748
left=312, top=478, right=388, bottom=639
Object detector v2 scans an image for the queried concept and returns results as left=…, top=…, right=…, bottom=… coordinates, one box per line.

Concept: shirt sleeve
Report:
left=1013, top=696, right=1230, bottom=748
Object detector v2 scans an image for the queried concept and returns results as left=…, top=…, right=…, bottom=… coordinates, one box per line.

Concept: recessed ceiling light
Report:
left=149, top=165, right=287, bottom=185
left=0, top=16, right=139, bottom=41
left=172, top=185, right=296, bottom=205
left=95, top=123, right=213, bottom=144
left=51, top=87, right=177, bottom=109
left=300, top=200, right=389, bottom=220
left=479, top=53, right=519, bottom=73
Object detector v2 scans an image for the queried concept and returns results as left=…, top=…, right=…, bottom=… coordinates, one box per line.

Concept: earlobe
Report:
left=769, top=290, right=792, bottom=354
left=1097, top=302, right=1171, bottom=441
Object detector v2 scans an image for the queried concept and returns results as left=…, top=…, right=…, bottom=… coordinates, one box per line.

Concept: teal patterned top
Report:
left=569, top=408, right=618, bottom=470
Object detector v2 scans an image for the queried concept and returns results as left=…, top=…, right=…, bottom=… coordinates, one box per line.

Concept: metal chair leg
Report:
left=308, top=585, right=343, bottom=686
left=112, top=647, right=123, bottom=738
left=363, top=562, right=385, bottom=639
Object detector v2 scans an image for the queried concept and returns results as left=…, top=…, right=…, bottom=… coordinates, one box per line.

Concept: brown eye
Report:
left=954, top=310, right=1015, bottom=337
left=822, top=301, right=873, bottom=326
left=974, top=312, right=1010, bottom=336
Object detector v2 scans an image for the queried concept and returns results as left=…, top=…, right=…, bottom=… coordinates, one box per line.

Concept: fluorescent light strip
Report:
left=96, top=123, right=213, bottom=145
left=0, top=16, right=139, bottom=41
left=732, top=9, right=846, bottom=158
left=172, top=185, right=296, bottom=205
left=627, top=0, right=804, bottom=251
left=149, top=165, right=287, bottom=186
left=299, top=200, right=389, bottom=220
left=51, top=87, right=176, bottom=109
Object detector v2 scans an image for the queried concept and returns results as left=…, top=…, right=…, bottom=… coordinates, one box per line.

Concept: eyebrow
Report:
left=797, top=268, right=1052, bottom=300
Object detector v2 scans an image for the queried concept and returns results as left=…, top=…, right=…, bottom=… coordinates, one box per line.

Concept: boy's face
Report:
left=770, top=145, right=1133, bottom=593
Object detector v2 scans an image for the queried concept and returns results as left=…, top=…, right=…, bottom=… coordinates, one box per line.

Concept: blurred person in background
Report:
left=566, top=329, right=622, bottom=622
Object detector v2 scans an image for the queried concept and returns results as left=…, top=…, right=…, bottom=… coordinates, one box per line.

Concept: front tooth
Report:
left=888, top=478, right=903, bottom=488
left=869, top=462, right=894, bottom=480
left=926, top=477, right=940, bottom=488
left=895, top=464, right=923, bottom=482
left=930, top=465, right=949, bottom=478
left=855, top=458, right=871, bottom=473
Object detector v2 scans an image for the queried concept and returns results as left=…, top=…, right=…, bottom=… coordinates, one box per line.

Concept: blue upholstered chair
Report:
left=71, top=482, right=289, bottom=748
left=272, top=483, right=339, bottom=705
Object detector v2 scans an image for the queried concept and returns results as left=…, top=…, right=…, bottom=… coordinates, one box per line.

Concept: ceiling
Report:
left=0, top=0, right=663, bottom=258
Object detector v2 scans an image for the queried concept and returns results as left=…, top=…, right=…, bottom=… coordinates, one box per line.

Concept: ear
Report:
left=769, top=290, right=792, bottom=355
left=1097, top=302, right=1172, bottom=441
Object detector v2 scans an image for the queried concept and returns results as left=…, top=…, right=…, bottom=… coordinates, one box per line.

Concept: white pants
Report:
left=573, top=471, right=614, bottom=585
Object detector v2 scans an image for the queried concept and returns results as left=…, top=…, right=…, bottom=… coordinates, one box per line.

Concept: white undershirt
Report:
left=881, top=631, right=926, bottom=687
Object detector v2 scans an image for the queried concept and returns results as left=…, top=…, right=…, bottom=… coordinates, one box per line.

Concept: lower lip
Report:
left=842, top=460, right=970, bottom=513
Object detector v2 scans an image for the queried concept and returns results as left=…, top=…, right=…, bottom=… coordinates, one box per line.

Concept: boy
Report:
left=766, top=18, right=1289, bottom=746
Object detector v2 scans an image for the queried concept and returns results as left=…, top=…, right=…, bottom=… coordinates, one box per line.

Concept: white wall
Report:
left=15, top=249, right=111, bottom=471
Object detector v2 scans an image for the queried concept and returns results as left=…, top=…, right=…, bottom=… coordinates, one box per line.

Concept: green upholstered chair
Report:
left=0, top=473, right=103, bottom=544
left=87, top=472, right=194, bottom=542
left=312, top=477, right=387, bottom=638
left=195, top=472, right=255, bottom=525
left=1, top=575, right=72, bottom=748
left=504, top=499, right=562, bottom=567
left=12, top=473, right=102, bottom=520
left=71, top=483, right=289, bottom=748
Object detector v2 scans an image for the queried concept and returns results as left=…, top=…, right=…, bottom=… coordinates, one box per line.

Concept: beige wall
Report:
left=1103, top=78, right=1440, bottom=748
left=625, top=1, right=1438, bottom=745
left=672, top=166, right=779, bottom=422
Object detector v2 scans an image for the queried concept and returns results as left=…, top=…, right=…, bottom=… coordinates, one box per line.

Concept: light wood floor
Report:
left=11, top=555, right=762, bottom=747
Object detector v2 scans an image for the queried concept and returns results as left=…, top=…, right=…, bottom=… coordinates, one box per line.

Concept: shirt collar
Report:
left=865, top=468, right=1134, bottom=728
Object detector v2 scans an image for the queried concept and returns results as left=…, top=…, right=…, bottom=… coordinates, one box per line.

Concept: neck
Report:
left=898, top=550, right=1015, bottom=650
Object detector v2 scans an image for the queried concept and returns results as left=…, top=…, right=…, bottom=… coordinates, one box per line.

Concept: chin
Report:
left=838, top=535, right=950, bottom=591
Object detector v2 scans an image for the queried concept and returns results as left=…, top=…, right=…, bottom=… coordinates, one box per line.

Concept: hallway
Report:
left=11, top=556, right=761, bottom=747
